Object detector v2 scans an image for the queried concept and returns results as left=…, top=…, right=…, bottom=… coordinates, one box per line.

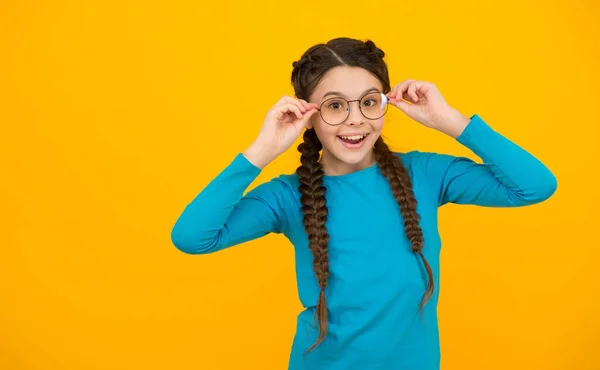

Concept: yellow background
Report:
left=1, top=0, right=598, bottom=369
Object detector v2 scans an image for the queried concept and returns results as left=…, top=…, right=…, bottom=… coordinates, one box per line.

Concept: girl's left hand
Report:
left=387, top=80, right=470, bottom=138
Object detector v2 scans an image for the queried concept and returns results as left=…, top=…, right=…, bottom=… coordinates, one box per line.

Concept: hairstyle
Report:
left=291, top=37, right=434, bottom=354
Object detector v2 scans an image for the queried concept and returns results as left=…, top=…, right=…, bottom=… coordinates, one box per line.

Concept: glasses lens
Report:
left=320, top=97, right=349, bottom=125
left=319, top=92, right=388, bottom=125
left=360, top=92, right=387, bottom=119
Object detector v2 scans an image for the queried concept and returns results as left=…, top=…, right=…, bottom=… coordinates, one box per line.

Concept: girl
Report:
left=171, top=37, right=557, bottom=370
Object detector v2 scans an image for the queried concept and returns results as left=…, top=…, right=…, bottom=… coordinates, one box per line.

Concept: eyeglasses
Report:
left=315, top=91, right=389, bottom=126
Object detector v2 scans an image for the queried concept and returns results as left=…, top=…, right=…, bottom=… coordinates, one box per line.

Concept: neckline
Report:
left=322, top=162, right=379, bottom=180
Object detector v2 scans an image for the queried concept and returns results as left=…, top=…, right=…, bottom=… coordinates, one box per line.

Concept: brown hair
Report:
left=291, top=37, right=434, bottom=354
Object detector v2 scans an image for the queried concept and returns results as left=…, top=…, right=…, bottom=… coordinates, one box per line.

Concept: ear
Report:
left=306, top=116, right=314, bottom=129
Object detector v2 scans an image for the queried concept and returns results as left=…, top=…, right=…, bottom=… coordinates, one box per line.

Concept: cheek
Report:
left=372, top=118, right=385, bottom=133
left=314, top=123, right=338, bottom=142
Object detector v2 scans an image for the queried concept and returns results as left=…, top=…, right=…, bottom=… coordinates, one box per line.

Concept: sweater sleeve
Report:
left=415, top=114, right=557, bottom=207
left=170, top=153, right=289, bottom=254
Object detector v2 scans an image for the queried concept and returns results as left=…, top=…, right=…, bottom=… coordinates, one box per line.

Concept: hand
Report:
left=244, top=96, right=318, bottom=169
left=386, top=80, right=470, bottom=138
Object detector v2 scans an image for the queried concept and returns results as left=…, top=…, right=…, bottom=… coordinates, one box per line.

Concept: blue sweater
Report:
left=171, top=114, right=557, bottom=369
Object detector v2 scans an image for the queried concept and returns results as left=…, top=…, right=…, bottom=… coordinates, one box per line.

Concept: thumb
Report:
left=390, top=98, right=412, bottom=115
left=293, top=108, right=317, bottom=132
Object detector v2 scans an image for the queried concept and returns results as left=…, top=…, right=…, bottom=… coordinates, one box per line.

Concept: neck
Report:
left=320, top=149, right=376, bottom=176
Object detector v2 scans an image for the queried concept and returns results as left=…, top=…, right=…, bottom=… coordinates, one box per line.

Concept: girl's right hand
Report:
left=244, top=96, right=318, bottom=168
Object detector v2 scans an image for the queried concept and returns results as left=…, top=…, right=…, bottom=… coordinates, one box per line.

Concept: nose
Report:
left=345, top=101, right=364, bottom=126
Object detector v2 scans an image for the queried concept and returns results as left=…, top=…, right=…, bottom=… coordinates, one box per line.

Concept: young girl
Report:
left=170, top=37, right=557, bottom=370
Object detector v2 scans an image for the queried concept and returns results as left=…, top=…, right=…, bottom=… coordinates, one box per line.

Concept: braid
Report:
left=373, top=138, right=435, bottom=312
left=296, top=128, right=330, bottom=354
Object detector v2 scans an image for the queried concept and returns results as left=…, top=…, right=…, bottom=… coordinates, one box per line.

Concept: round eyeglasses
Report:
left=315, top=92, right=389, bottom=126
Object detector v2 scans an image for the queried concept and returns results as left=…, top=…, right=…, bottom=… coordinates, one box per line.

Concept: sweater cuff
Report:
left=233, top=152, right=263, bottom=175
left=456, top=114, right=496, bottom=147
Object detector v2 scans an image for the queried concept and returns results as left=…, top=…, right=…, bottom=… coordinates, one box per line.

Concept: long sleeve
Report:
left=170, top=153, right=289, bottom=254
left=415, top=114, right=557, bottom=207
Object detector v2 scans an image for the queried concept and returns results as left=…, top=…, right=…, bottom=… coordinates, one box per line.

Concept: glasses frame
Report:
left=315, top=91, right=389, bottom=126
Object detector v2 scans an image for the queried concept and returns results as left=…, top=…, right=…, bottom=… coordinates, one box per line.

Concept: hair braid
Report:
left=295, top=128, right=330, bottom=354
left=373, top=138, right=435, bottom=312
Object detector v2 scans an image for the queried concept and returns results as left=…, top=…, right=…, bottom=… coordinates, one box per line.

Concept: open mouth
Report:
left=337, top=133, right=369, bottom=145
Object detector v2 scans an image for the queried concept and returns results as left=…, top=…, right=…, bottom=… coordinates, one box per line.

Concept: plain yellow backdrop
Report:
left=1, top=0, right=598, bottom=369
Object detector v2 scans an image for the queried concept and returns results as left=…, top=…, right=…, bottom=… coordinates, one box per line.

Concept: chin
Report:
left=335, top=151, right=368, bottom=164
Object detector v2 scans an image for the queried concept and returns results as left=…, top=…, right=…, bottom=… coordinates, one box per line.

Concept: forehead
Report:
left=309, top=66, right=383, bottom=101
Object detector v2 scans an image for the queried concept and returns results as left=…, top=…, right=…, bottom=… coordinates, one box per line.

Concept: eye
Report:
left=363, top=99, right=377, bottom=107
left=328, top=101, right=344, bottom=110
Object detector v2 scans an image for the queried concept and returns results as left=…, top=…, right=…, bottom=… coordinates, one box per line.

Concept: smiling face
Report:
left=307, top=66, right=386, bottom=175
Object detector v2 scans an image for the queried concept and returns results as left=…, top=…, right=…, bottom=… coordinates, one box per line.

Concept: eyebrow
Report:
left=322, top=87, right=380, bottom=100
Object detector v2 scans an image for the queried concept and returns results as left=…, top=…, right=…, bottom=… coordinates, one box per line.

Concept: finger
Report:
left=387, top=84, right=399, bottom=100
left=296, top=99, right=309, bottom=111
left=277, top=95, right=294, bottom=105
left=275, top=103, right=303, bottom=120
left=277, top=96, right=306, bottom=113
left=394, top=79, right=413, bottom=100
left=388, top=80, right=406, bottom=99
left=293, top=108, right=317, bottom=131
left=389, top=97, right=412, bottom=114
left=415, top=81, right=430, bottom=98
left=399, top=84, right=418, bottom=103
left=392, top=81, right=411, bottom=103
left=282, top=96, right=307, bottom=113
left=408, top=82, right=419, bottom=102
left=397, top=99, right=411, bottom=113
left=298, top=98, right=318, bottom=111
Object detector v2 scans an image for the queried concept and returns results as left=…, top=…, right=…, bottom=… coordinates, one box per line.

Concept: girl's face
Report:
left=307, top=66, right=386, bottom=174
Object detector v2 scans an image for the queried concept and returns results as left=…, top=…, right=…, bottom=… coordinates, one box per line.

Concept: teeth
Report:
left=340, top=135, right=365, bottom=140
